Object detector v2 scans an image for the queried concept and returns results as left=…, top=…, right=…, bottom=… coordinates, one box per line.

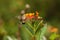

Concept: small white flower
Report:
left=22, top=14, right=26, bottom=20
left=25, top=4, right=30, bottom=8
left=38, top=16, right=42, bottom=19
left=21, top=10, right=25, bottom=14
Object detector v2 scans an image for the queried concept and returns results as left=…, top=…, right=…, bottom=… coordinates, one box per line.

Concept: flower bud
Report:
left=25, top=4, right=30, bottom=8
left=21, top=10, right=25, bottom=14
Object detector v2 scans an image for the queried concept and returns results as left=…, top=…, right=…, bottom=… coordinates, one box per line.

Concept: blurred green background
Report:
left=0, top=0, right=60, bottom=37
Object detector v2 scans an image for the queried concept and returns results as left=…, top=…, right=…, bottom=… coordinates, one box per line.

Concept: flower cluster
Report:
left=23, top=11, right=42, bottom=20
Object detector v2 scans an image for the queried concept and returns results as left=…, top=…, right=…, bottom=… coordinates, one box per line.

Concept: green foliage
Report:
left=49, top=33, right=59, bottom=40
left=20, top=19, right=47, bottom=40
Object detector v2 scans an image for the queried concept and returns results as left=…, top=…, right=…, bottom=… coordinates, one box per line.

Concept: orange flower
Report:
left=36, top=11, right=39, bottom=17
left=48, top=27, right=58, bottom=33
left=25, top=13, right=34, bottom=19
left=35, top=11, right=41, bottom=19
left=24, top=11, right=40, bottom=19
left=50, top=28, right=58, bottom=33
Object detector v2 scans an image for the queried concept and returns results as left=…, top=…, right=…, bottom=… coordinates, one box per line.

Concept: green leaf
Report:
left=26, top=20, right=34, bottom=30
left=20, top=26, right=32, bottom=40
left=49, top=33, right=59, bottom=40
left=38, top=23, right=47, bottom=40
left=35, top=20, right=43, bottom=34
